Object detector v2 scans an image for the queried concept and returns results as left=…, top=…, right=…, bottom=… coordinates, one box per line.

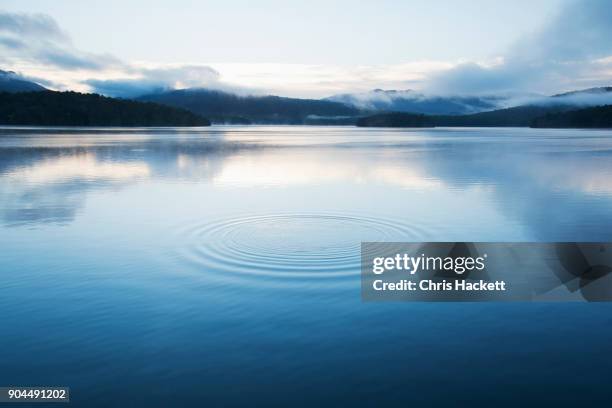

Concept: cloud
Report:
left=0, top=12, right=67, bottom=42
left=85, top=65, right=223, bottom=97
left=0, top=11, right=122, bottom=70
left=425, top=62, right=534, bottom=95
left=505, top=87, right=612, bottom=108
left=425, top=0, right=612, bottom=95
left=0, top=11, right=231, bottom=97
left=512, top=0, right=612, bottom=63
left=212, top=61, right=451, bottom=98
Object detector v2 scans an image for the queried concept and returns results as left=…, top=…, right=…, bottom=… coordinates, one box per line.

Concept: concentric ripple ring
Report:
left=175, top=213, right=431, bottom=283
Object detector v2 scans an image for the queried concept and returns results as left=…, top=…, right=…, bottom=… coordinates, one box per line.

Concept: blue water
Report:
left=1, top=126, right=612, bottom=406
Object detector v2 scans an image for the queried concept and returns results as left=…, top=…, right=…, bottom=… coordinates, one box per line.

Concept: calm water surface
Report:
left=1, top=126, right=612, bottom=406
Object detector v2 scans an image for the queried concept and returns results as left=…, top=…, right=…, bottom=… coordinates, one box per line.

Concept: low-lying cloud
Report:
left=84, top=66, right=223, bottom=98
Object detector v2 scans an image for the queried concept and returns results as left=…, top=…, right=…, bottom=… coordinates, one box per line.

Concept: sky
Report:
left=1, top=0, right=612, bottom=98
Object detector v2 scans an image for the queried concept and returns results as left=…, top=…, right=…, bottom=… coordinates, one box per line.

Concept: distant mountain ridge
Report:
left=137, top=88, right=361, bottom=124
left=0, top=70, right=46, bottom=93
left=327, top=87, right=612, bottom=116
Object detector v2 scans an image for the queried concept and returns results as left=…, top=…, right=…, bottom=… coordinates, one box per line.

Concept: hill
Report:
left=531, top=105, right=612, bottom=128
left=0, top=70, right=46, bottom=93
left=0, top=91, right=210, bottom=126
left=356, top=105, right=574, bottom=128
left=138, top=88, right=361, bottom=124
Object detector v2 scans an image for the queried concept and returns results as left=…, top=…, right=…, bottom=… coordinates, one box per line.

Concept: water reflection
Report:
left=211, top=149, right=444, bottom=188
left=1, top=126, right=612, bottom=241
left=0, top=131, right=252, bottom=226
left=6, top=153, right=150, bottom=183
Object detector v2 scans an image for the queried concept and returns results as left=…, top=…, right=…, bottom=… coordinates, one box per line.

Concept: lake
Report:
left=1, top=126, right=612, bottom=406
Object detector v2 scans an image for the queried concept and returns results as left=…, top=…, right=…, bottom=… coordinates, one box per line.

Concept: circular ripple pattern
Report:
left=176, top=213, right=431, bottom=282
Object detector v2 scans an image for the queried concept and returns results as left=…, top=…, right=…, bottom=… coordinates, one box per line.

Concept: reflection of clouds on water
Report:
left=212, top=149, right=444, bottom=189
left=1, top=183, right=84, bottom=226
left=0, top=132, right=250, bottom=226
left=0, top=153, right=149, bottom=226
left=516, top=154, right=612, bottom=241
left=415, top=133, right=612, bottom=241
left=528, top=155, right=612, bottom=195
left=5, top=153, right=150, bottom=183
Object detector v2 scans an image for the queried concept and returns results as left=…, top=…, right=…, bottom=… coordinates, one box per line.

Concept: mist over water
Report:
left=1, top=126, right=612, bottom=406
